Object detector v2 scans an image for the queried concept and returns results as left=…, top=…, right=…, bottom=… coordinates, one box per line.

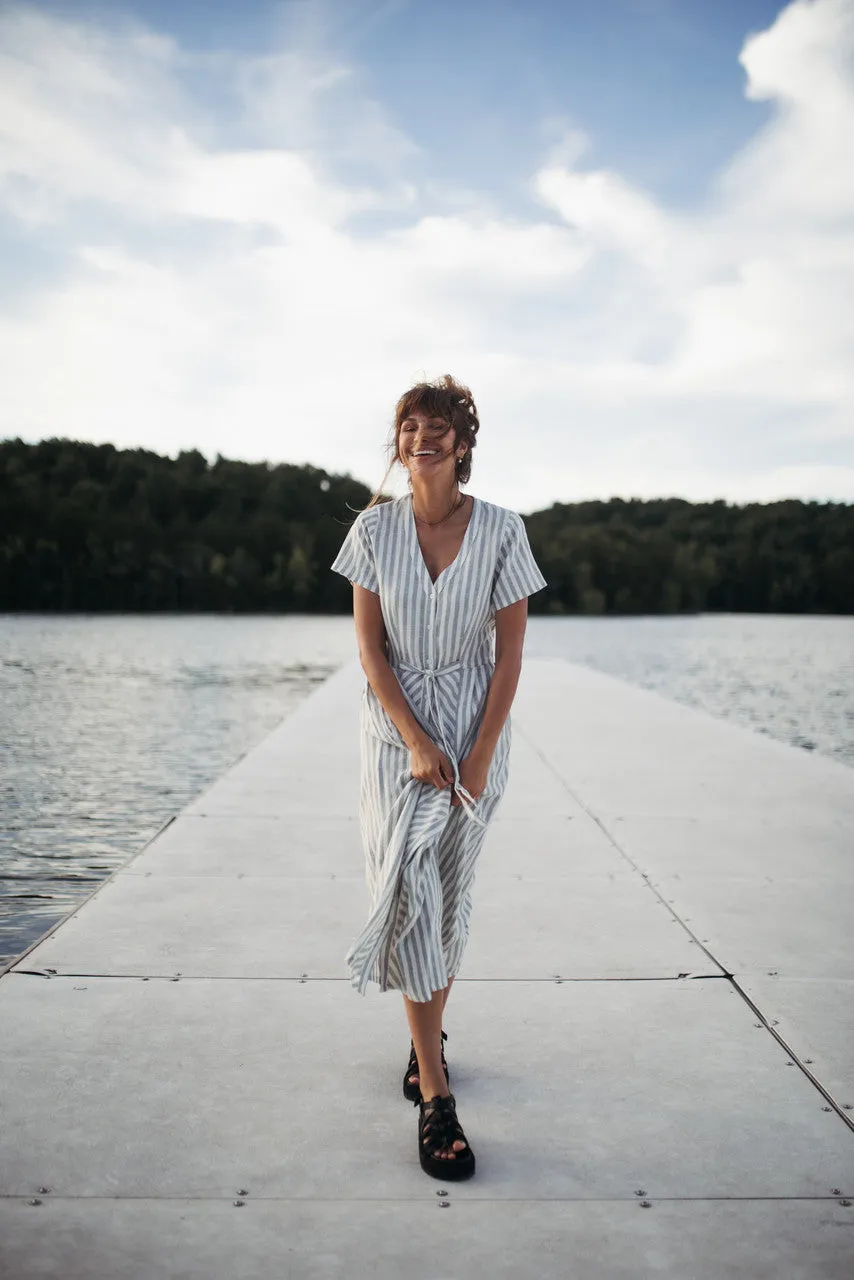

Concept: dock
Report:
left=1, top=656, right=853, bottom=1278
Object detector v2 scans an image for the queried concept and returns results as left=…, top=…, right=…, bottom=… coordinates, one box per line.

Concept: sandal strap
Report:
left=419, top=1094, right=468, bottom=1153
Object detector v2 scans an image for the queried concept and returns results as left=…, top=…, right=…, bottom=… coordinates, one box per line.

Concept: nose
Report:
left=413, top=426, right=446, bottom=451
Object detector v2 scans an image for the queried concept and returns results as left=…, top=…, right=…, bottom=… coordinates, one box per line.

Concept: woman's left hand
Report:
left=451, top=747, right=491, bottom=807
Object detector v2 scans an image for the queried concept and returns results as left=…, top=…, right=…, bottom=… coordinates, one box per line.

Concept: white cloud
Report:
left=0, top=0, right=852, bottom=509
left=534, top=164, right=675, bottom=267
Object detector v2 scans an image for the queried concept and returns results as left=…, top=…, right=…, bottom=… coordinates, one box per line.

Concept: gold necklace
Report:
left=413, top=490, right=466, bottom=528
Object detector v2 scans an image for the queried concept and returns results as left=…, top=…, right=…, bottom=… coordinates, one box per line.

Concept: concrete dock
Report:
left=1, top=656, right=853, bottom=1278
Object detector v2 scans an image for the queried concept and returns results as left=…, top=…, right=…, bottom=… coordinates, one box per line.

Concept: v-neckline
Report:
left=407, top=492, right=479, bottom=594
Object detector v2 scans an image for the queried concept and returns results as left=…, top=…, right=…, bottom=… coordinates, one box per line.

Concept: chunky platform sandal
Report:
left=417, top=1092, right=476, bottom=1181
left=403, top=1029, right=449, bottom=1102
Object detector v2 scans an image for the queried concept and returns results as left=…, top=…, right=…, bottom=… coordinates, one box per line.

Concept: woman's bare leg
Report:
left=403, top=984, right=466, bottom=1157
left=405, top=976, right=455, bottom=1094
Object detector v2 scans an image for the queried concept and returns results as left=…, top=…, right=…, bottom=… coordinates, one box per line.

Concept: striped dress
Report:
left=330, top=492, right=547, bottom=1003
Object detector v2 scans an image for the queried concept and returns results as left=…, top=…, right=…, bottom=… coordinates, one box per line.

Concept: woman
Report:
left=330, top=374, right=547, bottom=1180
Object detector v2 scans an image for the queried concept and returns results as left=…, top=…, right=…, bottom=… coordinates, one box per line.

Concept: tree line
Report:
left=1, top=437, right=851, bottom=614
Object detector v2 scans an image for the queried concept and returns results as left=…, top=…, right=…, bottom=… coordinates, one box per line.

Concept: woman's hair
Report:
left=360, top=374, right=480, bottom=511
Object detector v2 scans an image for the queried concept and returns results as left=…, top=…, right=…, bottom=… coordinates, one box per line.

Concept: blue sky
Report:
left=94, top=0, right=783, bottom=201
left=37, top=0, right=785, bottom=207
left=1, top=0, right=852, bottom=510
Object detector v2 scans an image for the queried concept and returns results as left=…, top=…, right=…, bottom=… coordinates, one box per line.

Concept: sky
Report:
left=0, top=0, right=852, bottom=512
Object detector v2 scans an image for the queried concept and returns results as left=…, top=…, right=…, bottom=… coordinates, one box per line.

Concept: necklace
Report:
left=412, top=490, right=466, bottom=528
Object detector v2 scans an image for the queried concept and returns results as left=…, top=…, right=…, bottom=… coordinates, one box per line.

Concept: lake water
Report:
left=2, top=612, right=852, bottom=970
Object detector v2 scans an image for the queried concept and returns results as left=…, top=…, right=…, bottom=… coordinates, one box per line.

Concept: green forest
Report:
left=1, top=437, right=851, bottom=614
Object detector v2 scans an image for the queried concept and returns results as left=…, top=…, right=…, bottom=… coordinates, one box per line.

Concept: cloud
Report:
left=519, top=0, right=854, bottom=475
left=0, top=0, right=852, bottom=510
left=535, top=164, right=675, bottom=268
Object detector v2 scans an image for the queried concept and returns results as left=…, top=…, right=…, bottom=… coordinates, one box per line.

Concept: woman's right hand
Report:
left=409, top=738, right=454, bottom=791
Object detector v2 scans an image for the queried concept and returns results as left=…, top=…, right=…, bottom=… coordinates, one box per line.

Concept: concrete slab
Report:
left=473, top=815, right=641, bottom=880
left=1, top=977, right=850, bottom=1202
left=9, top=873, right=366, bottom=978
left=121, top=812, right=632, bottom=882
left=182, top=731, right=579, bottom=822
left=180, top=772, right=361, bottom=819
left=119, top=814, right=365, bottom=879
left=8, top=869, right=702, bottom=980
left=513, top=659, right=854, bottom=822
left=624, top=875, right=854, bottom=978
left=609, top=813, right=854, bottom=884
left=463, top=875, right=709, bottom=977
left=1, top=1200, right=852, bottom=1280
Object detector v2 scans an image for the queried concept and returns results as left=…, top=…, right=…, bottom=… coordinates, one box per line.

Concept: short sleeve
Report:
left=491, top=511, right=547, bottom=611
left=330, top=512, right=379, bottom=594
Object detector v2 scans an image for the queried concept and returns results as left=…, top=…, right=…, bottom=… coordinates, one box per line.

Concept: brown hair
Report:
left=360, top=374, right=480, bottom=511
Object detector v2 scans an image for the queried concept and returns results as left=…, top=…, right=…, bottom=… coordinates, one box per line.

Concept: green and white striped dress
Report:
left=331, top=493, right=547, bottom=1003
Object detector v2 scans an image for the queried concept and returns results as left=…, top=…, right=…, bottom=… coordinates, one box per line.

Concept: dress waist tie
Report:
left=392, top=659, right=491, bottom=830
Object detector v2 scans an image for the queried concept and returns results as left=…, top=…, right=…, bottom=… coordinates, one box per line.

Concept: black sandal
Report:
left=403, top=1029, right=449, bottom=1102
left=417, top=1092, right=476, bottom=1181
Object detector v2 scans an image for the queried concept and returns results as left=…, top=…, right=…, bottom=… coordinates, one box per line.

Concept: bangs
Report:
left=396, top=385, right=454, bottom=426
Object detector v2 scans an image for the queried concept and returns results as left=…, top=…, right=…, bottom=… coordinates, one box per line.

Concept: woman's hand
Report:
left=451, top=747, right=491, bottom=807
left=410, top=738, right=454, bottom=791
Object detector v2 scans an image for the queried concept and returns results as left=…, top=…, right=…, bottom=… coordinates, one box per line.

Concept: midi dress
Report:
left=330, top=492, right=547, bottom=1003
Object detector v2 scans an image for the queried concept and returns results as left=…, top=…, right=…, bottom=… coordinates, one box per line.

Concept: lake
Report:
left=2, top=612, right=852, bottom=970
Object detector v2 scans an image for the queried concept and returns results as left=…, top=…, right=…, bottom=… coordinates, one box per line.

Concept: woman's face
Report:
left=397, top=409, right=460, bottom=475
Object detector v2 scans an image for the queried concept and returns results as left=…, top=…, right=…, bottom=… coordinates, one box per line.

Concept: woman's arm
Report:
left=471, top=597, right=528, bottom=760
left=352, top=584, right=454, bottom=790
left=450, top=597, right=528, bottom=807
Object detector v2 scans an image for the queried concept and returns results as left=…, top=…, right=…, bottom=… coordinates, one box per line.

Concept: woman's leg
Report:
left=405, top=976, right=455, bottom=1093
left=403, top=984, right=466, bottom=1157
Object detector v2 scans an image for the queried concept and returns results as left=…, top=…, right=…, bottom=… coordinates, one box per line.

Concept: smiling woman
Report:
left=388, top=373, right=480, bottom=496
left=330, top=373, right=547, bottom=1181
left=404, top=417, right=452, bottom=466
